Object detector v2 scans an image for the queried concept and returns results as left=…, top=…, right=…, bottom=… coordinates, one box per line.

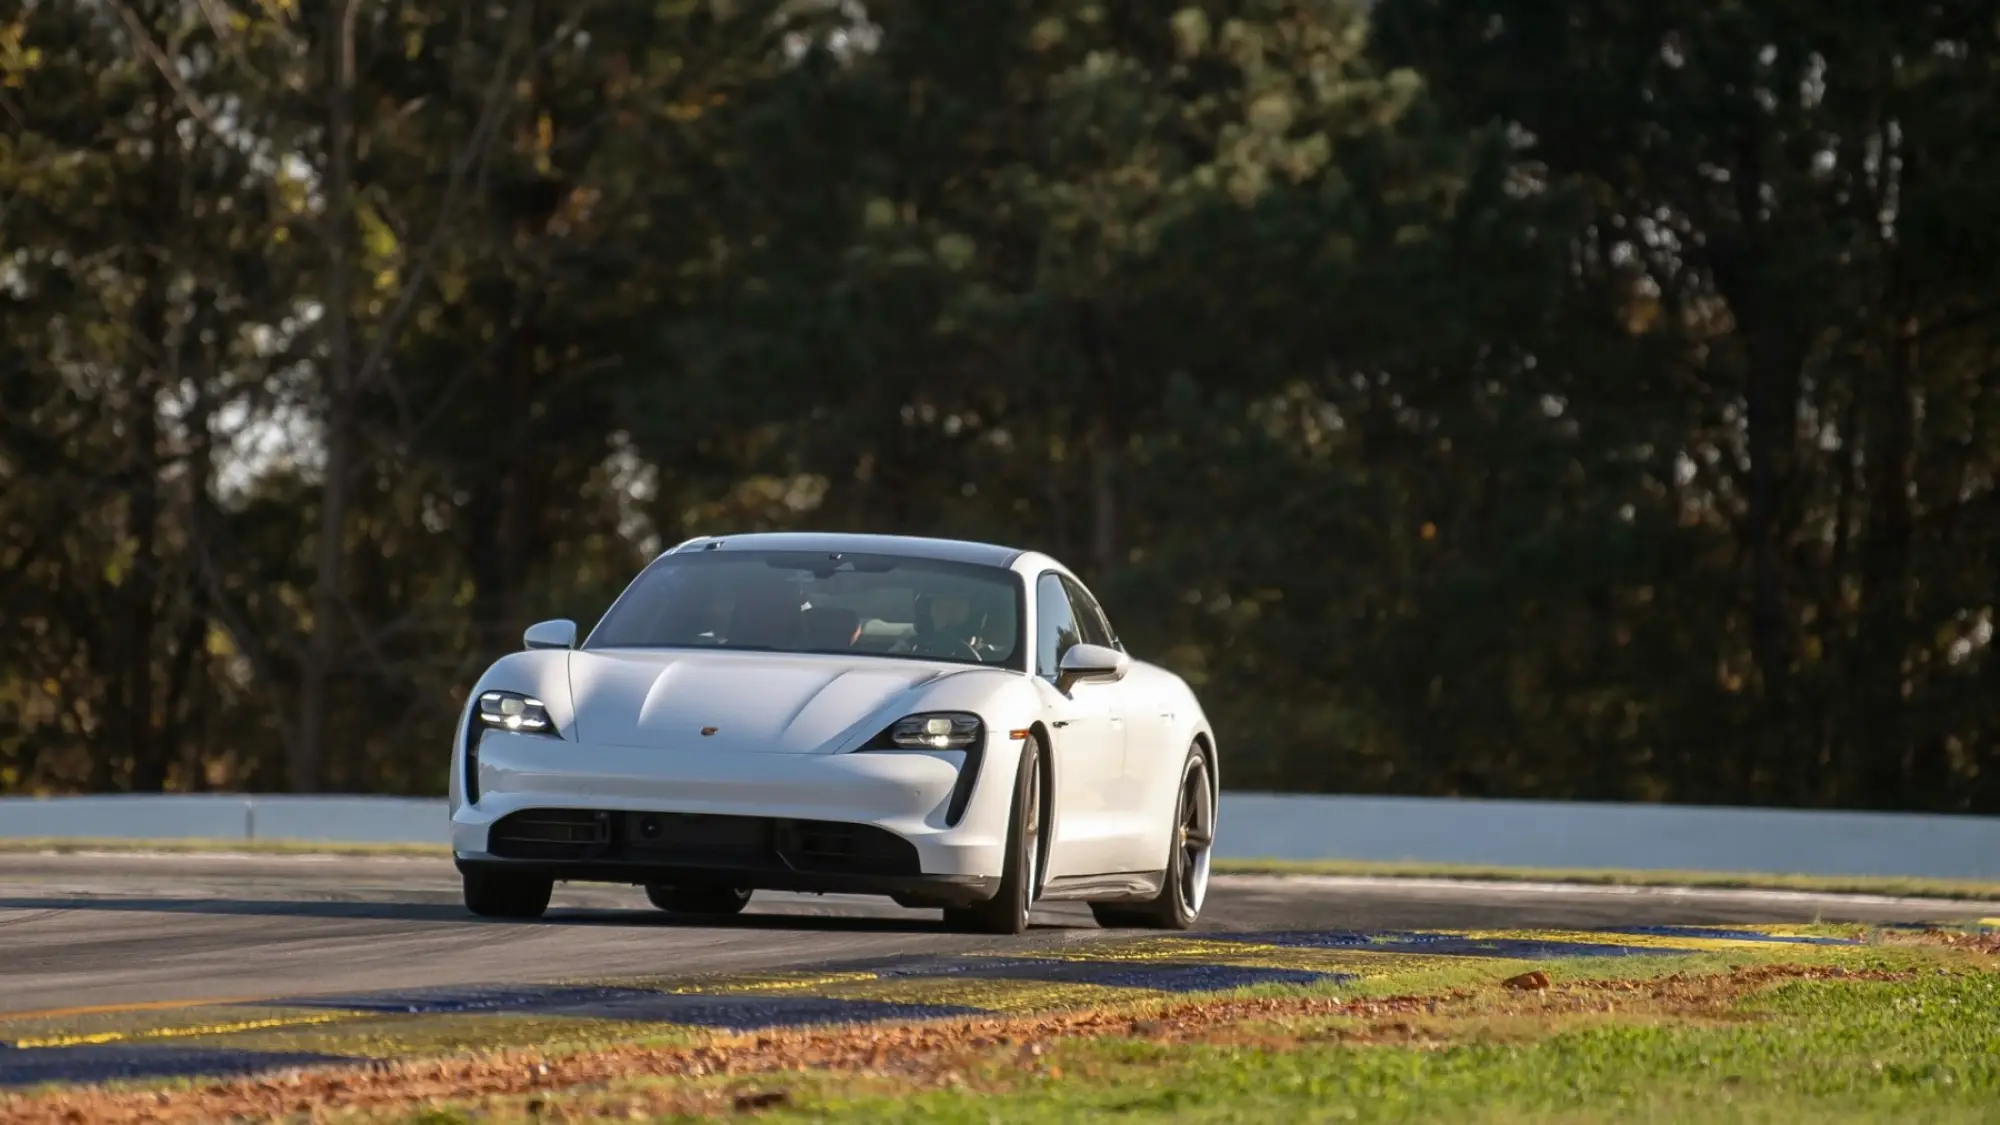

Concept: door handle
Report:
left=1052, top=720, right=1070, bottom=728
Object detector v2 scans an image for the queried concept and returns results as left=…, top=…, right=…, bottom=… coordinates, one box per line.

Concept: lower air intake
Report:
left=484, top=808, right=920, bottom=875
left=488, top=808, right=613, bottom=860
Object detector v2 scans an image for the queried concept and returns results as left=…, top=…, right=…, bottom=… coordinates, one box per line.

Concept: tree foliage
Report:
left=2, top=0, right=1995, bottom=810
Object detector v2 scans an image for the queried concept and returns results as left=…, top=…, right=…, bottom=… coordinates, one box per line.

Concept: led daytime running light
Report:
left=887, top=712, right=980, bottom=750
left=477, top=691, right=553, bottom=733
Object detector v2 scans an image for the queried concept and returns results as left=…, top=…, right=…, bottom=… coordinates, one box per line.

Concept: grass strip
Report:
left=778, top=965, right=2000, bottom=1124
left=443, top=939, right=2000, bottom=1124
left=5, top=931, right=1993, bottom=1123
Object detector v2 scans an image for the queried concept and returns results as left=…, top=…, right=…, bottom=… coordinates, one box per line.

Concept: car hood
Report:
left=568, top=648, right=982, bottom=753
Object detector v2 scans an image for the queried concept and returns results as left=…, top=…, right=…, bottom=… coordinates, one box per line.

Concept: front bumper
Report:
left=455, top=856, right=998, bottom=907
left=453, top=731, right=1013, bottom=890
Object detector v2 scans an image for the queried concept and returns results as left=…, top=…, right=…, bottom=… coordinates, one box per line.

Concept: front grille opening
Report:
left=489, top=808, right=613, bottom=860
left=623, top=812, right=772, bottom=865
left=774, top=820, right=916, bottom=874
left=484, top=808, right=919, bottom=875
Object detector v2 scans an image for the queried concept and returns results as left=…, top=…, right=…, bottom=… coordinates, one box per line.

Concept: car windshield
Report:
left=585, top=550, right=1025, bottom=670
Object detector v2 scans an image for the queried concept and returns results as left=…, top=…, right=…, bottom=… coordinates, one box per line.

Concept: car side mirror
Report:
left=1056, top=642, right=1128, bottom=694
left=523, top=619, right=577, bottom=651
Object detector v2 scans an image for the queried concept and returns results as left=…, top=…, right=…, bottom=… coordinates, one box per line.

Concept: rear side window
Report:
left=1060, top=575, right=1116, bottom=650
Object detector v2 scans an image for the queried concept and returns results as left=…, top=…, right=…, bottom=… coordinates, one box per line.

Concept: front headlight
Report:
left=477, top=690, right=556, bottom=735
left=873, top=711, right=982, bottom=750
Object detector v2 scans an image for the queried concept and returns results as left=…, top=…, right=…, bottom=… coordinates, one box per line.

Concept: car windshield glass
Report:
left=586, top=550, right=1024, bottom=670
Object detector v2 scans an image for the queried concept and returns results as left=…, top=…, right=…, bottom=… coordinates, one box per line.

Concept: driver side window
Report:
left=1035, top=573, right=1082, bottom=681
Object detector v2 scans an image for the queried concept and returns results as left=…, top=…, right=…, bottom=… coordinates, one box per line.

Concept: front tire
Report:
left=944, top=736, right=1045, bottom=935
left=463, top=868, right=553, bottom=920
left=1090, top=745, right=1212, bottom=930
left=645, top=884, right=753, bottom=915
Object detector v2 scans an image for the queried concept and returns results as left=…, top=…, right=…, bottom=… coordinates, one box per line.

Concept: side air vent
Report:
left=463, top=712, right=483, bottom=805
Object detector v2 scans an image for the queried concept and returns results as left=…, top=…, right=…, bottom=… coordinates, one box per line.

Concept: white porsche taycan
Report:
left=448, top=532, right=1218, bottom=934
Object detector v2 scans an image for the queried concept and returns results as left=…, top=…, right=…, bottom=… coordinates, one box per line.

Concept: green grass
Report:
left=754, top=970, right=2000, bottom=1123
left=5, top=837, right=1998, bottom=903
left=323, top=940, right=2000, bottom=1125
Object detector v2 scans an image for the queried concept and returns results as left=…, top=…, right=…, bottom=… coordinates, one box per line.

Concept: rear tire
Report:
left=944, top=736, right=1044, bottom=935
left=645, top=884, right=753, bottom=915
left=462, top=868, right=553, bottom=920
left=1089, top=745, right=1212, bottom=930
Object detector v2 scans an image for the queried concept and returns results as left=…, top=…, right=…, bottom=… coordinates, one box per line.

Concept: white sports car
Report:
left=448, top=532, right=1218, bottom=934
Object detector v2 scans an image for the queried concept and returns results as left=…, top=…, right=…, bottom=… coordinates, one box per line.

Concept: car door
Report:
left=1032, top=571, right=1130, bottom=878
left=1060, top=575, right=1166, bottom=871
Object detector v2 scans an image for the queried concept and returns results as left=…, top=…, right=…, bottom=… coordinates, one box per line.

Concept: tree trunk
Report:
left=295, top=0, right=362, bottom=794
left=1088, top=419, right=1117, bottom=575
left=1042, top=426, right=1072, bottom=564
left=164, top=358, right=219, bottom=794
left=1856, top=317, right=1918, bottom=807
left=111, top=287, right=162, bottom=792
left=1822, top=391, right=1861, bottom=804
left=142, top=611, right=205, bottom=792
left=1079, top=305, right=1121, bottom=575
left=465, top=477, right=508, bottom=654
left=1740, top=331, right=1799, bottom=796
left=500, top=282, right=542, bottom=640
left=1707, top=80, right=1803, bottom=802
left=105, top=39, right=174, bottom=792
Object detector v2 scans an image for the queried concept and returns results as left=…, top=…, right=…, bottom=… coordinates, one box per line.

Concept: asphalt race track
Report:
left=2, top=851, right=1992, bottom=1017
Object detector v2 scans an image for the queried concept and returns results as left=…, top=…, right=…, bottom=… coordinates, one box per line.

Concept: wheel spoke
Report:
left=1024, top=751, right=1041, bottom=909
left=1177, top=757, right=1213, bottom=917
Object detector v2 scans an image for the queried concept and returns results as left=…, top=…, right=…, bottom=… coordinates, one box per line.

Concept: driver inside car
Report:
left=908, top=593, right=987, bottom=657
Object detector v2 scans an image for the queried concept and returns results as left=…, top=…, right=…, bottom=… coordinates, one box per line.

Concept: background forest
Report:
left=4, top=0, right=1998, bottom=811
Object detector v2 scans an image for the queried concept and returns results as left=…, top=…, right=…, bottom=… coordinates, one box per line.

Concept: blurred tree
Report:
left=2, top=0, right=1994, bottom=811
left=0, top=0, right=311, bottom=791
left=1375, top=0, right=2000, bottom=806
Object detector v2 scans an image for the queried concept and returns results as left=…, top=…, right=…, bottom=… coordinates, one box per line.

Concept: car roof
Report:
left=667, top=531, right=1026, bottom=569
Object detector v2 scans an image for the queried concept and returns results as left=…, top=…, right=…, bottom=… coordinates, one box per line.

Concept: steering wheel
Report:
left=905, top=634, right=985, bottom=663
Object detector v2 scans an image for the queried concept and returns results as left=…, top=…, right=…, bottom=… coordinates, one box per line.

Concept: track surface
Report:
left=1, top=852, right=1990, bottom=1016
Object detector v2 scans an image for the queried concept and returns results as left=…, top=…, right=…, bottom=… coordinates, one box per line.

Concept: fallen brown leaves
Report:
left=1879, top=927, right=2000, bottom=956
left=1554, top=962, right=1914, bottom=1014
left=1175, top=963, right=1922, bottom=1054
left=0, top=994, right=1413, bottom=1125
left=0, top=963, right=1920, bottom=1125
